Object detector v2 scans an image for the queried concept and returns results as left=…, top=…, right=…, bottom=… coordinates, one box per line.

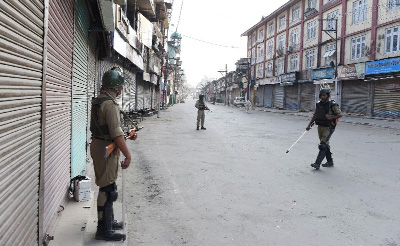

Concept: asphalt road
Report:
left=124, top=101, right=400, bottom=246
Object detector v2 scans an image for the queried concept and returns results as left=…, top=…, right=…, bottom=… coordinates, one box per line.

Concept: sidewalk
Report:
left=51, top=106, right=400, bottom=245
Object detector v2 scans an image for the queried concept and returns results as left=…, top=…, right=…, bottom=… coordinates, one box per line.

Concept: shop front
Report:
left=366, top=57, right=400, bottom=118
left=259, top=77, right=280, bottom=107
left=312, top=67, right=337, bottom=102
left=298, top=70, right=315, bottom=111
left=281, top=72, right=299, bottom=110
left=338, top=63, right=369, bottom=115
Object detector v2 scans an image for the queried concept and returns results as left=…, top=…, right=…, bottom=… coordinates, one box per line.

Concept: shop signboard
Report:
left=312, top=67, right=334, bottom=80
left=338, top=63, right=365, bottom=80
left=260, top=76, right=282, bottom=85
left=280, top=72, right=298, bottom=82
left=365, top=57, right=400, bottom=75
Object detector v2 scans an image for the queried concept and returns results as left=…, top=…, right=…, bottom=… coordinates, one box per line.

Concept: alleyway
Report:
left=124, top=102, right=400, bottom=246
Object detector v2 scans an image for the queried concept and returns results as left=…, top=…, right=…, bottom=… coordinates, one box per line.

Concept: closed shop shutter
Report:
left=137, top=74, right=145, bottom=109
left=43, top=0, right=74, bottom=237
left=71, top=0, right=90, bottom=178
left=263, top=85, right=273, bottom=107
left=145, top=83, right=151, bottom=109
left=273, top=85, right=284, bottom=108
left=255, top=86, right=264, bottom=106
left=0, top=1, right=44, bottom=245
left=300, top=82, right=315, bottom=111
left=122, top=69, right=137, bottom=112
left=285, top=84, right=299, bottom=110
left=373, top=80, right=400, bottom=118
left=87, top=32, right=98, bottom=144
left=341, top=81, right=369, bottom=115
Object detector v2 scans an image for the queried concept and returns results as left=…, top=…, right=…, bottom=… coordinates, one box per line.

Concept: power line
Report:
left=181, top=34, right=240, bottom=49
left=175, top=0, right=184, bottom=32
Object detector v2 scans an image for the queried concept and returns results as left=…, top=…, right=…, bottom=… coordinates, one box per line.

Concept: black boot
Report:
left=311, top=144, right=327, bottom=169
left=322, top=148, right=334, bottom=167
left=95, top=201, right=126, bottom=241
left=201, top=127, right=206, bottom=130
left=112, top=210, right=124, bottom=230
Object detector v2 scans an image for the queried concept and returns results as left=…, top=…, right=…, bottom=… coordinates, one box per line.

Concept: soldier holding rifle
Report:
left=195, top=94, right=209, bottom=130
left=90, top=67, right=136, bottom=241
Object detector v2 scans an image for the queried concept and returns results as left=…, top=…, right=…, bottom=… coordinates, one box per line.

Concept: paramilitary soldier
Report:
left=195, top=94, right=209, bottom=130
left=306, top=88, right=342, bottom=169
left=90, top=67, right=135, bottom=241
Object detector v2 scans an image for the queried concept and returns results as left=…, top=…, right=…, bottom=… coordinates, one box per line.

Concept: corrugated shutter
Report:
left=0, top=1, right=44, bottom=245
left=145, top=82, right=151, bottom=109
left=285, top=84, right=299, bottom=110
left=87, top=32, right=98, bottom=146
left=373, top=80, right=400, bottom=118
left=137, top=76, right=145, bottom=109
left=255, top=86, right=264, bottom=106
left=273, top=85, right=284, bottom=108
left=71, top=0, right=90, bottom=178
left=123, top=70, right=137, bottom=112
left=300, top=82, right=315, bottom=111
left=43, top=0, right=74, bottom=237
left=341, top=80, right=369, bottom=115
left=263, top=85, right=273, bottom=107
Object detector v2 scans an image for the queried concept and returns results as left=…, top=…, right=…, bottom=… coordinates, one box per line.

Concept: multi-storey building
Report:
left=242, top=0, right=400, bottom=118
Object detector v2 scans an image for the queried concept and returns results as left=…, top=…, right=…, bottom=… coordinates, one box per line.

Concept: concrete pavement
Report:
left=51, top=104, right=399, bottom=246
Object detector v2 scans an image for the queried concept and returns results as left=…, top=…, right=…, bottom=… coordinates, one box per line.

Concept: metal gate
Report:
left=373, top=80, right=400, bottom=118
left=341, top=80, right=369, bottom=115
left=273, top=84, right=284, bottom=108
left=137, top=75, right=145, bottom=109
left=300, top=82, right=315, bottom=111
left=285, top=84, right=299, bottom=110
left=0, top=1, right=44, bottom=245
left=263, top=85, right=273, bottom=107
left=71, top=0, right=90, bottom=178
left=43, top=0, right=74, bottom=238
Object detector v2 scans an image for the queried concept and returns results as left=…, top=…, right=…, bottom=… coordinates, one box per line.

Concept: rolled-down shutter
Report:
left=71, top=0, right=90, bottom=178
left=263, top=85, right=273, bottom=107
left=285, top=84, right=299, bottom=110
left=300, top=83, right=315, bottom=112
left=0, top=1, right=44, bottom=245
left=341, top=81, right=369, bottom=115
left=373, top=80, right=400, bottom=118
left=273, top=85, right=284, bottom=108
left=43, top=0, right=74, bottom=236
left=255, top=86, right=264, bottom=106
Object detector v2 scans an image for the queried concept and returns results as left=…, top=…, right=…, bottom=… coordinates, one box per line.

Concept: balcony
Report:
left=149, top=54, right=161, bottom=74
left=131, top=0, right=156, bottom=21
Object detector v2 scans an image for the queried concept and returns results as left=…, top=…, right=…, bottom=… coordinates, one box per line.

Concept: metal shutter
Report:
left=71, top=0, right=90, bottom=178
left=137, top=75, right=145, bottom=110
left=273, top=85, right=284, bottom=108
left=285, top=84, right=299, bottom=110
left=43, top=0, right=74, bottom=237
left=341, top=81, right=369, bottom=115
left=373, top=80, right=400, bottom=118
left=263, top=85, right=273, bottom=107
left=255, top=86, right=264, bottom=106
left=0, top=1, right=44, bottom=245
left=300, top=83, right=315, bottom=112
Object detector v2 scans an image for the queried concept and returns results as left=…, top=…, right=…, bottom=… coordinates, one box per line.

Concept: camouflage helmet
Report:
left=319, top=88, right=331, bottom=98
left=102, top=67, right=125, bottom=89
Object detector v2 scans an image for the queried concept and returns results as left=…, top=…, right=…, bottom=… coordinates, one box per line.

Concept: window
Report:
left=266, top=62, right=273, bottom=77
left=256, top=64, right=263, bottom=78
left=352, top=0, right=367, bottom=24
left=308, top=0, right=317, bottom=9
left=290, top=28, right=299, bottom=47
left=290, top=54, right=298, bottom=71
left=307, top=20, right=317, bottom=40
left=267, top=40, right=274, bottom=59
left=327, top=10, right=338, bottom=31
left=385, top=26, right=400, bottom=53
left=324, top=43, right=336, bottom=66
left=278, top=35, right=285, bottom=51
left=258, top=29, right=264, bottom=42
left=387, top=0, right=400, bottom=11
left=252, top=33, right=256, bottom=44
left=268, top=22, right=274, bottom=36
left=279, top=15, right=286, bottom=29
left=257, top=45, right=264, bottom=62
left=277, top=59, right=285, bottom=74
left=351, top=35, right=366, bottom=60
left=251, top=48, right=256, bottom=64
left=292, top=7, right=300, bottom=22
left=306, top=50, right=315, bottom=68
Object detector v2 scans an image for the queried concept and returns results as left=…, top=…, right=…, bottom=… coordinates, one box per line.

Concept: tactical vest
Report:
left=315, top=100, right=337, bottom=127
left=90, top=97, right=112, bottom=139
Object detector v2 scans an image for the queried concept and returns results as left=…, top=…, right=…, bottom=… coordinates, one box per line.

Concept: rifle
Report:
left=104, top=112, right=143, bottom=159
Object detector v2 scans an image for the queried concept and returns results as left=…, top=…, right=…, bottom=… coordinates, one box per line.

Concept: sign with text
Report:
left=312, top=67, right=335, bottom=80
left=365, top=57, right=400, bottom=75
left=338, top=64, right=365, bottom=80
left=280, top=72, right=298, bottom=82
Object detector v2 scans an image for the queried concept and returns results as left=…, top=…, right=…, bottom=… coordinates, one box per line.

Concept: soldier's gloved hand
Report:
left=121, top=156, right=131, bottom=169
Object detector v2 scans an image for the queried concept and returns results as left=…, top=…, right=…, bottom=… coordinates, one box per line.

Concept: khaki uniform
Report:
left=90, top=93, right=124, bottom=208
left=315, top=104, right=341, bottom=147
left=195, top=100, right=206, bottom=128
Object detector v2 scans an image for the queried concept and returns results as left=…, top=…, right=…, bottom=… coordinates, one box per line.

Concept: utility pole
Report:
left=218, top=64, right=228, bottom=106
